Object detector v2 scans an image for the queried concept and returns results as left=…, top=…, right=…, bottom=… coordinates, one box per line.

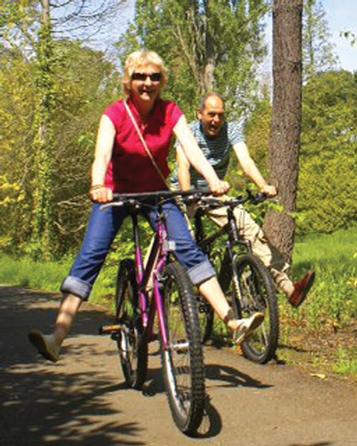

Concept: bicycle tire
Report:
left=196, top=292, right=214, bottom=344
left=115, top=259, right=148, bottom=389
left=230, top=254, right=279, bottom=364
left=161, top=262, right=206, bottom=436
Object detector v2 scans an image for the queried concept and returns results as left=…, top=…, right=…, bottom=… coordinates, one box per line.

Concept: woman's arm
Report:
left=89, top=115, right=116, bottom=203
left=173, top=115, right=229, bottom=195
left=176, top=145, right=192, bottom=191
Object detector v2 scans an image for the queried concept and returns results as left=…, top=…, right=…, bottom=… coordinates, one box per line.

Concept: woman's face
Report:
left=129, top=64, right=162, bottom=104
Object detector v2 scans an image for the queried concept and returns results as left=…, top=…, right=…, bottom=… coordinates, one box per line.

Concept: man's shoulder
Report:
left=226, top=119, right=243, bottom=131
left=189, top=120, right=201, bottom=132
left=226, top=119, right=244, bottom=144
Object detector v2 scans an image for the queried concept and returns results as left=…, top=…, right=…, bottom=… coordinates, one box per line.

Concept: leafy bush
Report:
left=281, top=228, right=357, bottom=328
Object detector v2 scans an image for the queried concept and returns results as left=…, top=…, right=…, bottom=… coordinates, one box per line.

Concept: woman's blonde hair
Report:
left=122, top=50, right=168, bottom=95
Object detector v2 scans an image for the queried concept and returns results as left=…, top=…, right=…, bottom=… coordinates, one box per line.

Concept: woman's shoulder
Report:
left=103, top=99, right=126, bottom=127
left=157, top=98, right=179, bottom=110
left=157, top=99, right=183, bottom=124
left=104, top=99, right=125, bottom=115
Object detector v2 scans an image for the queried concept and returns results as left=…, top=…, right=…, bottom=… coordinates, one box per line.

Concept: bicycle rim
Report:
left=232, top=255, right=279, bottom=364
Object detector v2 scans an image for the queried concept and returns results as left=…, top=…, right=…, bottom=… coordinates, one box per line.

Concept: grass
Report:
left=0, top=255, right=71, bottom=292
left=282, top=228, right=357, bottom=328
left=333, top=348, right=357, bottom=376
left=0, top=254, right=115, bottom=309
left=277, top=228, right=357, bottom=379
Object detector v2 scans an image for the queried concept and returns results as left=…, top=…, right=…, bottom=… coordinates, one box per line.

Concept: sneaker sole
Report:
left=234, top=313, right=265, bottom=346
left=28, top=331, right=59, bottom=363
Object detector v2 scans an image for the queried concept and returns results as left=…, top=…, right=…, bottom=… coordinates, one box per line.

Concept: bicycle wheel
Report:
left=161, top=262, right=206, bottom=436
left=231, top=254, right=279, bottom=364
left=115, top=259, right=148, bottom=389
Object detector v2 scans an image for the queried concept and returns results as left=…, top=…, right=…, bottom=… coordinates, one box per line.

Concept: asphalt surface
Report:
left=1, top=286, right=356, bottom=446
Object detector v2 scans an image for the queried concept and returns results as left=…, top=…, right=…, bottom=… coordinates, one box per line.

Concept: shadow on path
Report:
left=0, top=287, right=144, bottom=446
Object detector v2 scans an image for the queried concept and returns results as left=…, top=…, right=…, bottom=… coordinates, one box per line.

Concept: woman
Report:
left=29, top=50, right=264, bottom=362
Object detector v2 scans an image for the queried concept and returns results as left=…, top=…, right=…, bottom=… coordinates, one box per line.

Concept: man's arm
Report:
left=176, top=145, right=192, bottom=191
left=233, top=141, right=277, bottom=196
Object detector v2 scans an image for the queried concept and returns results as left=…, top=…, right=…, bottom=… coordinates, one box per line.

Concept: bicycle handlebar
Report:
left=101, top=188, right=213, bottom=210
left=193, top=191, right=268, bottom=210
left=112, top=188, right=211, bottom=201
left=101, top=189, right=267, bottom=211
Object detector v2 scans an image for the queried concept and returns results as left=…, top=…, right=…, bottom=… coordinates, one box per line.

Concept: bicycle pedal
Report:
left=171, top=341, right=189, bottom=353
left=99, top=324, right=124, bottom=335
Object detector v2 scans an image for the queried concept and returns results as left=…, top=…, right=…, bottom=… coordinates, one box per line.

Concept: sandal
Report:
left=225, top=311, right=265, bottom=346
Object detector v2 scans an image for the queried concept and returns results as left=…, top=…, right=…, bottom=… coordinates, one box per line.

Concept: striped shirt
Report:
left=171, top=120, right=244, bottom=189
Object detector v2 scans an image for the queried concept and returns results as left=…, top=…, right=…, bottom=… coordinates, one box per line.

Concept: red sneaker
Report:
left=288, top=271, right=316, bottom=308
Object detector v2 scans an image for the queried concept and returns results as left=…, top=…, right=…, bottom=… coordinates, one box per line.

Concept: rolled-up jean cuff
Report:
left=187, top=260, right=216, bottom=286
left=60, top=276, right=92, bottom=301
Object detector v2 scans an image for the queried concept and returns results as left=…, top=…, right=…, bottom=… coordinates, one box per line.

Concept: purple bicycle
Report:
left=100, top=189, right=210, bottom=436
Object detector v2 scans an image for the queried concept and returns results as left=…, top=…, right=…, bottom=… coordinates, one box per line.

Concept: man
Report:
left=172, top=92, right=315, bottom=307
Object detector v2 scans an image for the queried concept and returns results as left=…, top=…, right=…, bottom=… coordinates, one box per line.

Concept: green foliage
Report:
left=0, top=38, right=120, bottom=257
left=298, top=70, right=357, bottom=234
left=0, top=49, right=37, bottom=251
left=244, top=86, right=271, bottom=177
left=228, top=84, right=272, bottom=194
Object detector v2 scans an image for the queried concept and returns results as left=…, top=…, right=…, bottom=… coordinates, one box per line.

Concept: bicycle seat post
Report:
left=227, top=206, right=239, bottom=244
left=194, top=209, right=205, bottom=244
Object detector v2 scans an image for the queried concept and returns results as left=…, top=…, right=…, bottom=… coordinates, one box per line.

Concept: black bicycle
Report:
left=192, top=192, right=279, bottom=364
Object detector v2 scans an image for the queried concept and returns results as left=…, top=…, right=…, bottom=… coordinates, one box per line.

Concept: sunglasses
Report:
left=131, top=72, right=162, bottom=82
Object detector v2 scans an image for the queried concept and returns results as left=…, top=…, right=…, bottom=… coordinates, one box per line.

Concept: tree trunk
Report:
left=203, top=1, right=215, bottom=93
left=199, top=0, right=216, bottom=93
left=31, top=0, right=56, bottom=260
left=263, top=0, right=303, bottom=264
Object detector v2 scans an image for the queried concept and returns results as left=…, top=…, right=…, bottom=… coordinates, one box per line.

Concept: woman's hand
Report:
left=261, top=184, right=277, bottom=197
left=89, top=185, right=113, bottom=203
left=209, top=179, right=230, bottom=196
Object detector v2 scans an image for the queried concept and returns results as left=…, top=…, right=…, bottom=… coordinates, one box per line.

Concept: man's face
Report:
left=198, top=96, right=225, bottom=138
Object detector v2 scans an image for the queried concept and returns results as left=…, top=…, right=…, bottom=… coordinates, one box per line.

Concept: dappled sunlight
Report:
left=0, top=287, right=145, bottom=446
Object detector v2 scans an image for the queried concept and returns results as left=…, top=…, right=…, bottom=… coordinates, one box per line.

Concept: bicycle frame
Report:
left=194, top=196, right=264, bottom=293
left=99, top=188, right=212, bottom=343
left=129, top=204, right=172, bottom=350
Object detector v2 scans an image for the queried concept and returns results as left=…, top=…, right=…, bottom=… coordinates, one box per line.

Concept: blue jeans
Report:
left=61, top=201, right=215, bottom=300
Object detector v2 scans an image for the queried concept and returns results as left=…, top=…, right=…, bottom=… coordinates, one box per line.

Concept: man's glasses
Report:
left=131, top=72, right=162, bottom=82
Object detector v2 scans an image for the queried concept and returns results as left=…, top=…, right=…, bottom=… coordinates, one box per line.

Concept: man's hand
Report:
left=89, top=185, right=113, bottom=203
left=209, top=179, right=230, bottom=196
left=261, top=184, right=277, bottom=197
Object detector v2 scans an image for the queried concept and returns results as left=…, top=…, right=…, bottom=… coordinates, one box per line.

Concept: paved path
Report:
left=1, top=286, right=356, bottom=446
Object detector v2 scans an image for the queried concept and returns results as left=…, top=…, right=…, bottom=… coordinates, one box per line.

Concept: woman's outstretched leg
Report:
left=198, top=276, right=264, bottom=344
left=28, top=293, right=82, bottom=362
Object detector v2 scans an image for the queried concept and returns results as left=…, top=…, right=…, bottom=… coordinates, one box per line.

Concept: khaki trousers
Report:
left=188, top=196, right=294, bottom=296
